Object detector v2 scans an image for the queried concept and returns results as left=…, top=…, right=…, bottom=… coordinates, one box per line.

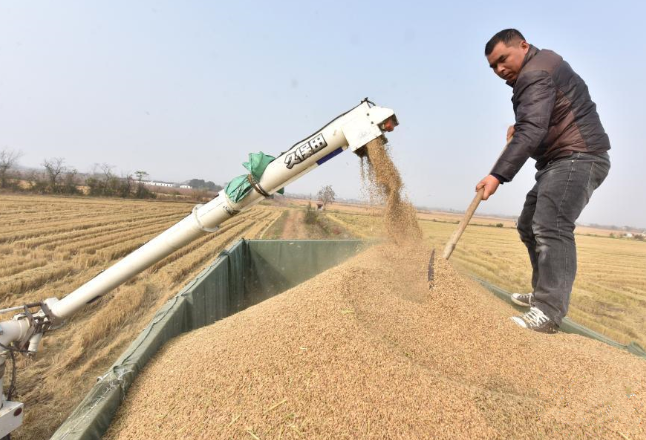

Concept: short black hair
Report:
left=485, top=29, right=526, bottom=55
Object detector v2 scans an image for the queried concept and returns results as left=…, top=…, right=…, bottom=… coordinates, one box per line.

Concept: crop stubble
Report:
left=0, top=195, right=282, bottom=440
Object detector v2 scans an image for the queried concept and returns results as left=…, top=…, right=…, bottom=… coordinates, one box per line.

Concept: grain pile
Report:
left=360, top=137, right=422, bottom=242
left=106, top=242, right=645, bottom=439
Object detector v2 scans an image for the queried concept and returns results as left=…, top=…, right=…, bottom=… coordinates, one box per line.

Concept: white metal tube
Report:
left=27, top=333, right=43, bottom=354
left=0, top=320, right=31, bottom=348
left=47, top=101, right=396, bottom=321
left=0, top=306, right=28, bottom=315
left=48, top=195, right=232, bottom=320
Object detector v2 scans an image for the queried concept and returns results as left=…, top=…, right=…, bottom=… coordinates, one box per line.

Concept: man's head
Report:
left=485, top=29, right=529, bottom=83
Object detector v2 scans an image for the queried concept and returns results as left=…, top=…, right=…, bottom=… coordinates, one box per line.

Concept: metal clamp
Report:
left=192, top=205, right=220, bottom=233
left=246, top=174, right=271, bottom=198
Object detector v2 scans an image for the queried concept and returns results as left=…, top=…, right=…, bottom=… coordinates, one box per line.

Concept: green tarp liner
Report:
left=51, top=239, right=364, bottom=440
left=224, top=152, right=284, bottom=203
left=52, top=240, right=645, bottom=440
left=474, top=277, right=646, bottom=359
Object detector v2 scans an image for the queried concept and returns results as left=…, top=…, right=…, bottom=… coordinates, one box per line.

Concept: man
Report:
left=477, top=29, right=611, bottom=333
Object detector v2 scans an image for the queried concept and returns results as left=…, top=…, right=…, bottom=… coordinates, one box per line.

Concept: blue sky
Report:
left=1, top=1, right=644, bottom=227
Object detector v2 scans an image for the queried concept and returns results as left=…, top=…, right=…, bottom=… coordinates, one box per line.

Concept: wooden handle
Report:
left=441, top=136, right=512, bottom=261
left=442, top=187, right=484, bottom=260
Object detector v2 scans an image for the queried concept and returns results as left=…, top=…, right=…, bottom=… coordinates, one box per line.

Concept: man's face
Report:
left=486, top=40, right=530, bottom=83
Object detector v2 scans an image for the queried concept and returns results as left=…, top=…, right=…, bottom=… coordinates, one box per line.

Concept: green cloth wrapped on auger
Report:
left=225, top=152, right=284, bottom=203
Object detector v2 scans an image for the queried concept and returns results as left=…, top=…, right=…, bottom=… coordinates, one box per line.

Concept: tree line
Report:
left=0, top=148, right=218, bottom=200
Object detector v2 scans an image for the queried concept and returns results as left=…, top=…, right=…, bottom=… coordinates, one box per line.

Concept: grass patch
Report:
left=261, top=210, right=290, bottom=239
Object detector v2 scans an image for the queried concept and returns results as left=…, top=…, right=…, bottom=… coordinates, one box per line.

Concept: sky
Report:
left=1, top=0, right=645, bottom=228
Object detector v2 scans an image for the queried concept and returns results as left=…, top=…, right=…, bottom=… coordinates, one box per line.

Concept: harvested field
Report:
left=106, top=243, right=646, bottom=439
left=0, top=194, right=283, bottom=440
left=261, top=207, right=355, bottom=240
left=326, top=210, right=646, bottom=348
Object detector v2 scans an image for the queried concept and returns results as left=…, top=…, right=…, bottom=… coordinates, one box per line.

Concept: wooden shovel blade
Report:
left=428, top=248, right=436, bottom=288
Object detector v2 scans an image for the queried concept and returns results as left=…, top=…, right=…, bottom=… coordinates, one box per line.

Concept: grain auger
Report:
left=0, top=99, right=399, bottom=437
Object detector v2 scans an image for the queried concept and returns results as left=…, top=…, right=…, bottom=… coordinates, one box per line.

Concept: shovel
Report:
left=442, top=187, right=485, bottom=260
left=427, top=188, right=484, bottom=286
left=428, top=137, right=512, bottom=285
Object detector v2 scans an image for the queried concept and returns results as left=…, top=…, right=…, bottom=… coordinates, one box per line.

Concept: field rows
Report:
left=0, top=194, right=284, bottom=440
left=0, top=210, right=183, bottom=243
left=3, top=193, right=645, bottom=440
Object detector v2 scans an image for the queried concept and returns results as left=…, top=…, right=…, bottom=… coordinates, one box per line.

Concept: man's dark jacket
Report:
left=491, top=45, right=610, bottom=182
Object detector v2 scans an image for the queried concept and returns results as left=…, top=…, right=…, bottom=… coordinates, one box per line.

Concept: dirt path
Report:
left=261, top=207, right=356, bottom=240
left=279, top=209, right=309, bottom=239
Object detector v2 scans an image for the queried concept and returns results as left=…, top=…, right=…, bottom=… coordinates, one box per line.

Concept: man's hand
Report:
left=507, top=125, right=515, bottom=143
left=476, top=175, right=500, bottom=200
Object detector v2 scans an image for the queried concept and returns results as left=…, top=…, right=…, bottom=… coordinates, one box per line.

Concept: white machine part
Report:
left=0, top=401, right=23, bottom=439
left=0, top=99, right=398, bottom=436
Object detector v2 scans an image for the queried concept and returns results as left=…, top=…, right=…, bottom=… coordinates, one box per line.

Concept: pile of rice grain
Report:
left=105, top=243, right=645, bottom=439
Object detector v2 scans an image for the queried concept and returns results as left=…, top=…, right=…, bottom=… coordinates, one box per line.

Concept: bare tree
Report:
left=317, top=185, right=336, bottom=210
left=98, top=163, right=120, bottom=196
left=120, top=172, right=133, bottom=197
left=99, top=163, right=114, bottom=180
left=42, top=157, right=66, bottom=193
left=61, top=167, right=80, bottom=194
left=134, top=170, right=151, bottom=198
left=0, top=149, right=22, bottom=189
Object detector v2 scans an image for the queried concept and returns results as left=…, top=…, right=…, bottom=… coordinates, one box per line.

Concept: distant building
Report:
left=143, top=181, right=174, bottom=188
left=143, top=181, right=194, bottom=189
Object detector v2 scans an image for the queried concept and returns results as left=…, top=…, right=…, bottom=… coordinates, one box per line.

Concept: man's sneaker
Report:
left=511, top=307, right=559, bottom=334
left=511, top=292, right=533, bottom=307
